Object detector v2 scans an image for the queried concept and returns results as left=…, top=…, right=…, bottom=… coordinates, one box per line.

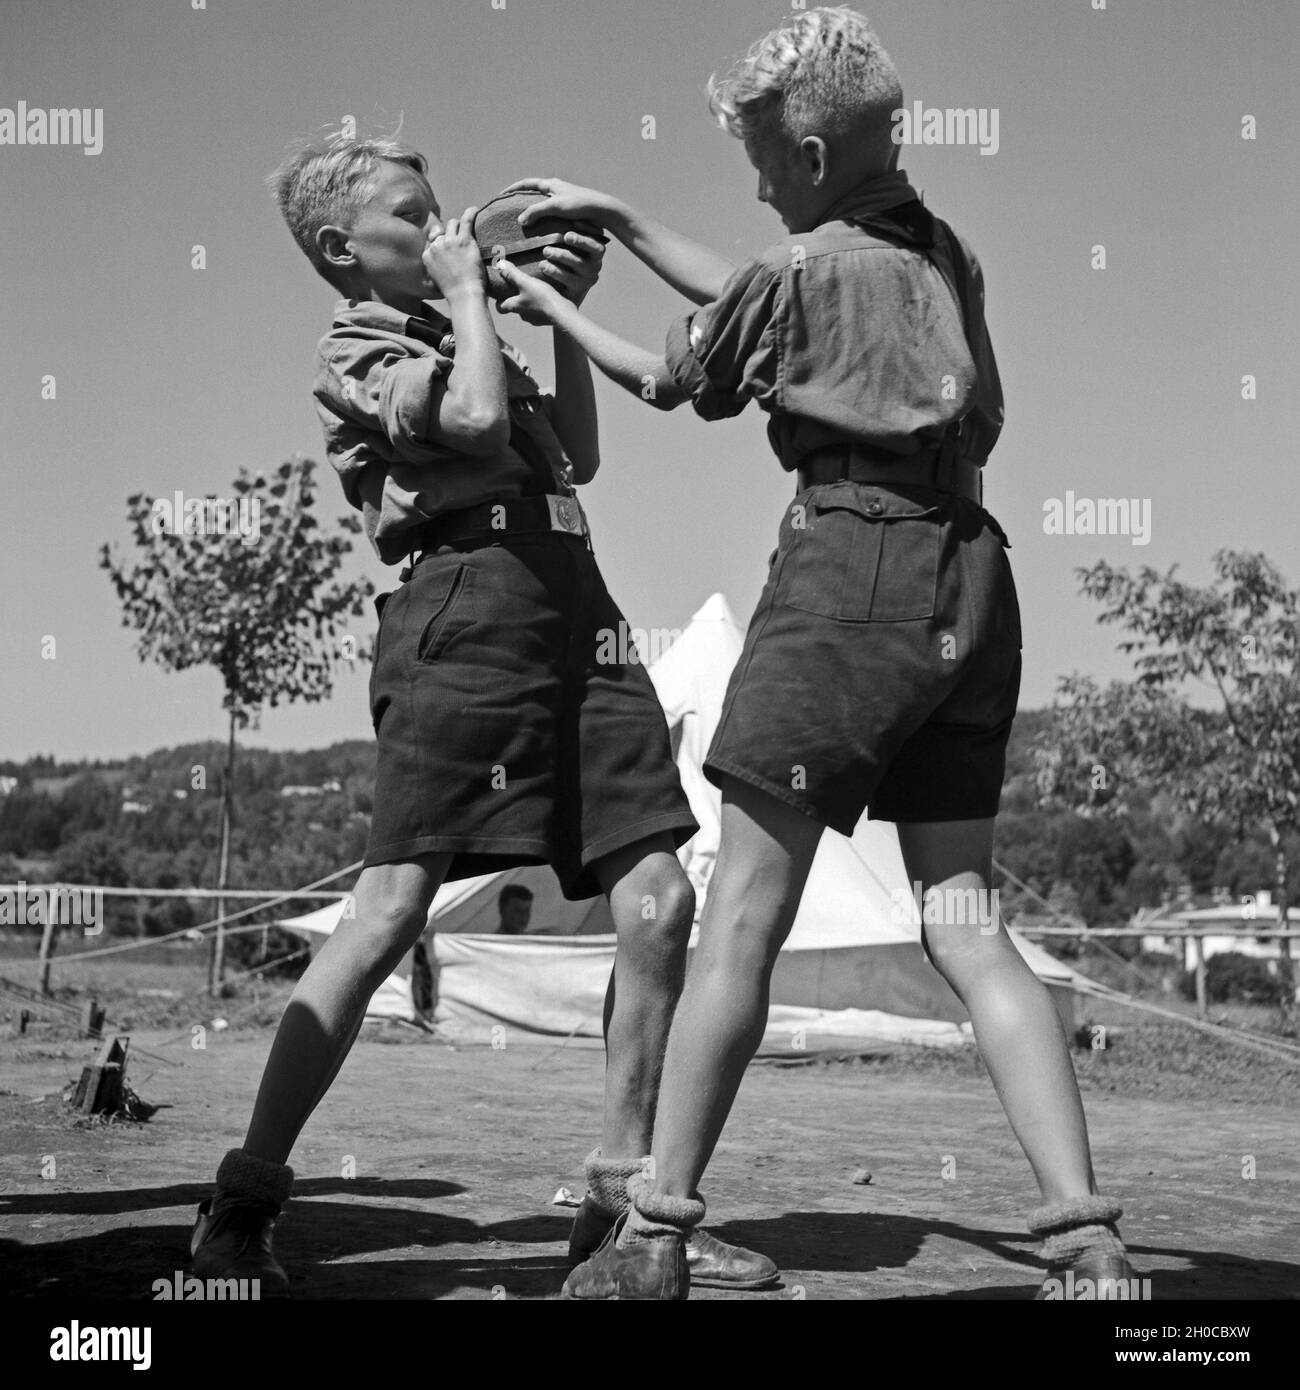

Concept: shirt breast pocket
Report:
left=782, top=484, right=944, bottom=623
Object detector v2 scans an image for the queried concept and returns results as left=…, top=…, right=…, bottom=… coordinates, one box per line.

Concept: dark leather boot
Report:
left=190, top=1196, right=290, bottom=1299
left=562, top=1215, right=689, bottom=1300
left=568, top=1196, right=778, bottom=1289
left=1036, top=1251, right=1138, bottom=1300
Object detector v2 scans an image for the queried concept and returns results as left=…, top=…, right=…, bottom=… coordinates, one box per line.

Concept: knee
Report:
left=616, top=870, right=694, bottom=958
left=694, top=905, right=784, bottom=980
left=349, top=881, right=430, bottom=961
left=922, top=922, right=1014, bottom=985
left=649, top=872, right=695, bottom=934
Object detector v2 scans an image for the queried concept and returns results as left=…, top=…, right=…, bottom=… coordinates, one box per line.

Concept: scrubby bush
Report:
left=1181, top=951, right=1288, bottom=1006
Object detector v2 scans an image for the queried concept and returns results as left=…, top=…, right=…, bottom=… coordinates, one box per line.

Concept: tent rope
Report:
left=27, top=860, right=364, bottom=966
left=994, top=856, right=1170, bottom=996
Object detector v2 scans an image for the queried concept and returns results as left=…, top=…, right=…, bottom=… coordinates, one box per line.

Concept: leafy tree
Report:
left=100, top=458, right=372, bottom=991
left=1036, top=551, right=1300, bottom=996
left=0, top=787, right=68, bottom=855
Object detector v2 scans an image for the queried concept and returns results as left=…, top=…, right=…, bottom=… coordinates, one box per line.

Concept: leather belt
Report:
left=797, top=445, right=982, bottom=505
left=405, top=493, right=588, bottom=558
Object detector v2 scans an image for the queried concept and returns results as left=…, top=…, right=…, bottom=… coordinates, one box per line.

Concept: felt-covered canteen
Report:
left=470, top=190, right=607, bottom=301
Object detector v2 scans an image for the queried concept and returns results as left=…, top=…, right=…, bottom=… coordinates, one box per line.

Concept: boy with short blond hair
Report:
left=189, top=132, right=774, bottom=1295
left=499, top=6, right=1135, bottom=1300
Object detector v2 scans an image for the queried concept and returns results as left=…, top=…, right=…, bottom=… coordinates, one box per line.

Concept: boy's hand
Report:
left=422, top=208, right=486, bottom=297
left=536, top=229, right=606, bottom=306
left=501, top=178, right=622, bottom=230
left=496, top=260, right=567, bottom=326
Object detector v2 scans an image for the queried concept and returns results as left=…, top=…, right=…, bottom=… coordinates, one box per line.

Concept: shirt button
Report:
left=868, top=500, right=883, bottom=516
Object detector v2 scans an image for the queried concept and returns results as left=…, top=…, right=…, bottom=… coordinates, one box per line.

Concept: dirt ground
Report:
left=1, top=1025, right=1297, bottom=1302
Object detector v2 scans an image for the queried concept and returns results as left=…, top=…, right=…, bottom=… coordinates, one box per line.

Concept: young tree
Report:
left=1034, top=550, right=1300, bottom=998
left=100, top=457, right=372, bottom=992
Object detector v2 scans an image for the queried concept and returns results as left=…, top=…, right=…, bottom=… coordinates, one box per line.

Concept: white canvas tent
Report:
left=283, top=594, right=1082, bottom=1048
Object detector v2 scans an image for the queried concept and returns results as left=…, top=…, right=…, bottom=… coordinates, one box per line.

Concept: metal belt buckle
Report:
left=546, top=494, right=586, bottom=536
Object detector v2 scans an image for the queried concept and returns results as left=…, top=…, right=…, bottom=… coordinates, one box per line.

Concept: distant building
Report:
left=280, top=782, right=342, bottom=798
left=0, top=776, right=18, bottom=797
left=1135, top=891, right=1299, bottom=969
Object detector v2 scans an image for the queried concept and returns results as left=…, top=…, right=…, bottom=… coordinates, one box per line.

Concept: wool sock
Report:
left=582, top=1147, right=645, bottom=1219
left=210, top=1148, right=295, bottom=1216
left=616, top=1170, right=705, bottom=1248
left=1028, top=1195, right=1126, bottom=1268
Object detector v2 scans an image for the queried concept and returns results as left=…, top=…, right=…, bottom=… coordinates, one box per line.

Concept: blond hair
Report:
left=267, top=129, right=429, bottom=288
left=707, top=8, right=902, bottom=167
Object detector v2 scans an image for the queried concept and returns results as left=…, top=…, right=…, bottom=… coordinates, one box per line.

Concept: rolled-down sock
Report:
left=616, top=1171, right=706, bottom=1248
left=210, top=1148, right=295, bottom=1217
left=583, top=1147, right=645, bottom=1219
left=1028, top=1195, right=1126, bottom=1268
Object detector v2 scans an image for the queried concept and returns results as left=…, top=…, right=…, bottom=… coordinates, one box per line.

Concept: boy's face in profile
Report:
left=744, top=132, right=825, bottom=235
left=334, top=160, right=447, bottom=310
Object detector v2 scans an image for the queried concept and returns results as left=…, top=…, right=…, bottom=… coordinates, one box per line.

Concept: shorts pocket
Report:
left=783, top=484, right=943, bottom=622
left=993, top=521, right=1023, bottom=650
left=414, top=559, right=472, bottom=664
left=369, top=590, right=395, bottom=717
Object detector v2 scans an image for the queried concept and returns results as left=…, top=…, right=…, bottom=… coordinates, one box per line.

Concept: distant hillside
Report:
left=0, top=715, right=1290, bottom=936
left=0, top=740, right=377, bottom=935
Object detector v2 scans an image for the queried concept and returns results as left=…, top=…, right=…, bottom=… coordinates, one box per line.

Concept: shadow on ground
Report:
left=4, top=1181, right=1296, bottom=1299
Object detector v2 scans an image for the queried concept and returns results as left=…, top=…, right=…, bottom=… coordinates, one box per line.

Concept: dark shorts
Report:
left=365, top=532, right=697, bottom=899
left=705, top=481, right=1022, bottom=834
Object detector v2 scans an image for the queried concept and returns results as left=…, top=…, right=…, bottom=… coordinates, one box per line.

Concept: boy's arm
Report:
left=500, top=261, right=686, bottom=411
left=499, top=247, right=781, bottom=422
left=549, top=325, right=601, bottom=482
left=423, top=212, right=509, bottom=453
left=533, top=227, right=608, bottom=481
left=438, top=287, right=509, bottom=453
left=504, top=178, right=734, bottom=306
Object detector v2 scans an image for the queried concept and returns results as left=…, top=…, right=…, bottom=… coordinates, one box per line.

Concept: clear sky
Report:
left=1, top=0, right=1295, bottom=761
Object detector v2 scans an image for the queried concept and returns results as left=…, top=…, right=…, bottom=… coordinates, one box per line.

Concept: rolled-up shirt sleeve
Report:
left=664, top=257, right=781, bottom=420
left=316, top=337, right=450, bottom=464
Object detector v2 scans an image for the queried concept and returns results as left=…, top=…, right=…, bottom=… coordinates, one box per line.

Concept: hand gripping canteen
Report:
left=470, top=189, right=606, bottom=301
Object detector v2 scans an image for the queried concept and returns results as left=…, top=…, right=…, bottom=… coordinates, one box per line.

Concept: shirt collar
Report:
left=818, top=169, right=916, bottom=222
left=331, top=297, right=455, bottom=350
left=816, top=169, right=937, bottom=249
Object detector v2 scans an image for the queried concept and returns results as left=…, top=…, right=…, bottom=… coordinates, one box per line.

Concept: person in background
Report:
left=496, top=883, right=534, bottom=934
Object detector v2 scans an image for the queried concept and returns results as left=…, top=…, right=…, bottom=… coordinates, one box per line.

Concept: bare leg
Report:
left=305, top=1010, right=367, bottom=1118
left=591, top=834, right=694, bottom=1159
left=647, top=780, right=823, bottom=1199
left=241, top=853, right=451, bottom=1165
left=896, top=818, right=1096, bottom=1204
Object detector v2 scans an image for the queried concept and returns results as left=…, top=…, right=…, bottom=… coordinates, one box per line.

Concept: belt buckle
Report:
left=546, top=494, right=587, bottom=536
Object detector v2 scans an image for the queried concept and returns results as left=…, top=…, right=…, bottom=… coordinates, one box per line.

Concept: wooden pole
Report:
left=1271, top=834, right=1294, bottom=1003
left=208, top=709, right=236, bottom=996
left=37, top=883, right=60, bottom=995
left=1193, top=934, right=1208, bottom=1020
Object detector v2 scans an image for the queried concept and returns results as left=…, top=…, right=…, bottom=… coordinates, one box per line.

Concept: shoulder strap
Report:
left=509, top=412, right=562, bottom=497
left=928, top=219, right=981, bottom=460
left=930, top=218, right=976, bottom=356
